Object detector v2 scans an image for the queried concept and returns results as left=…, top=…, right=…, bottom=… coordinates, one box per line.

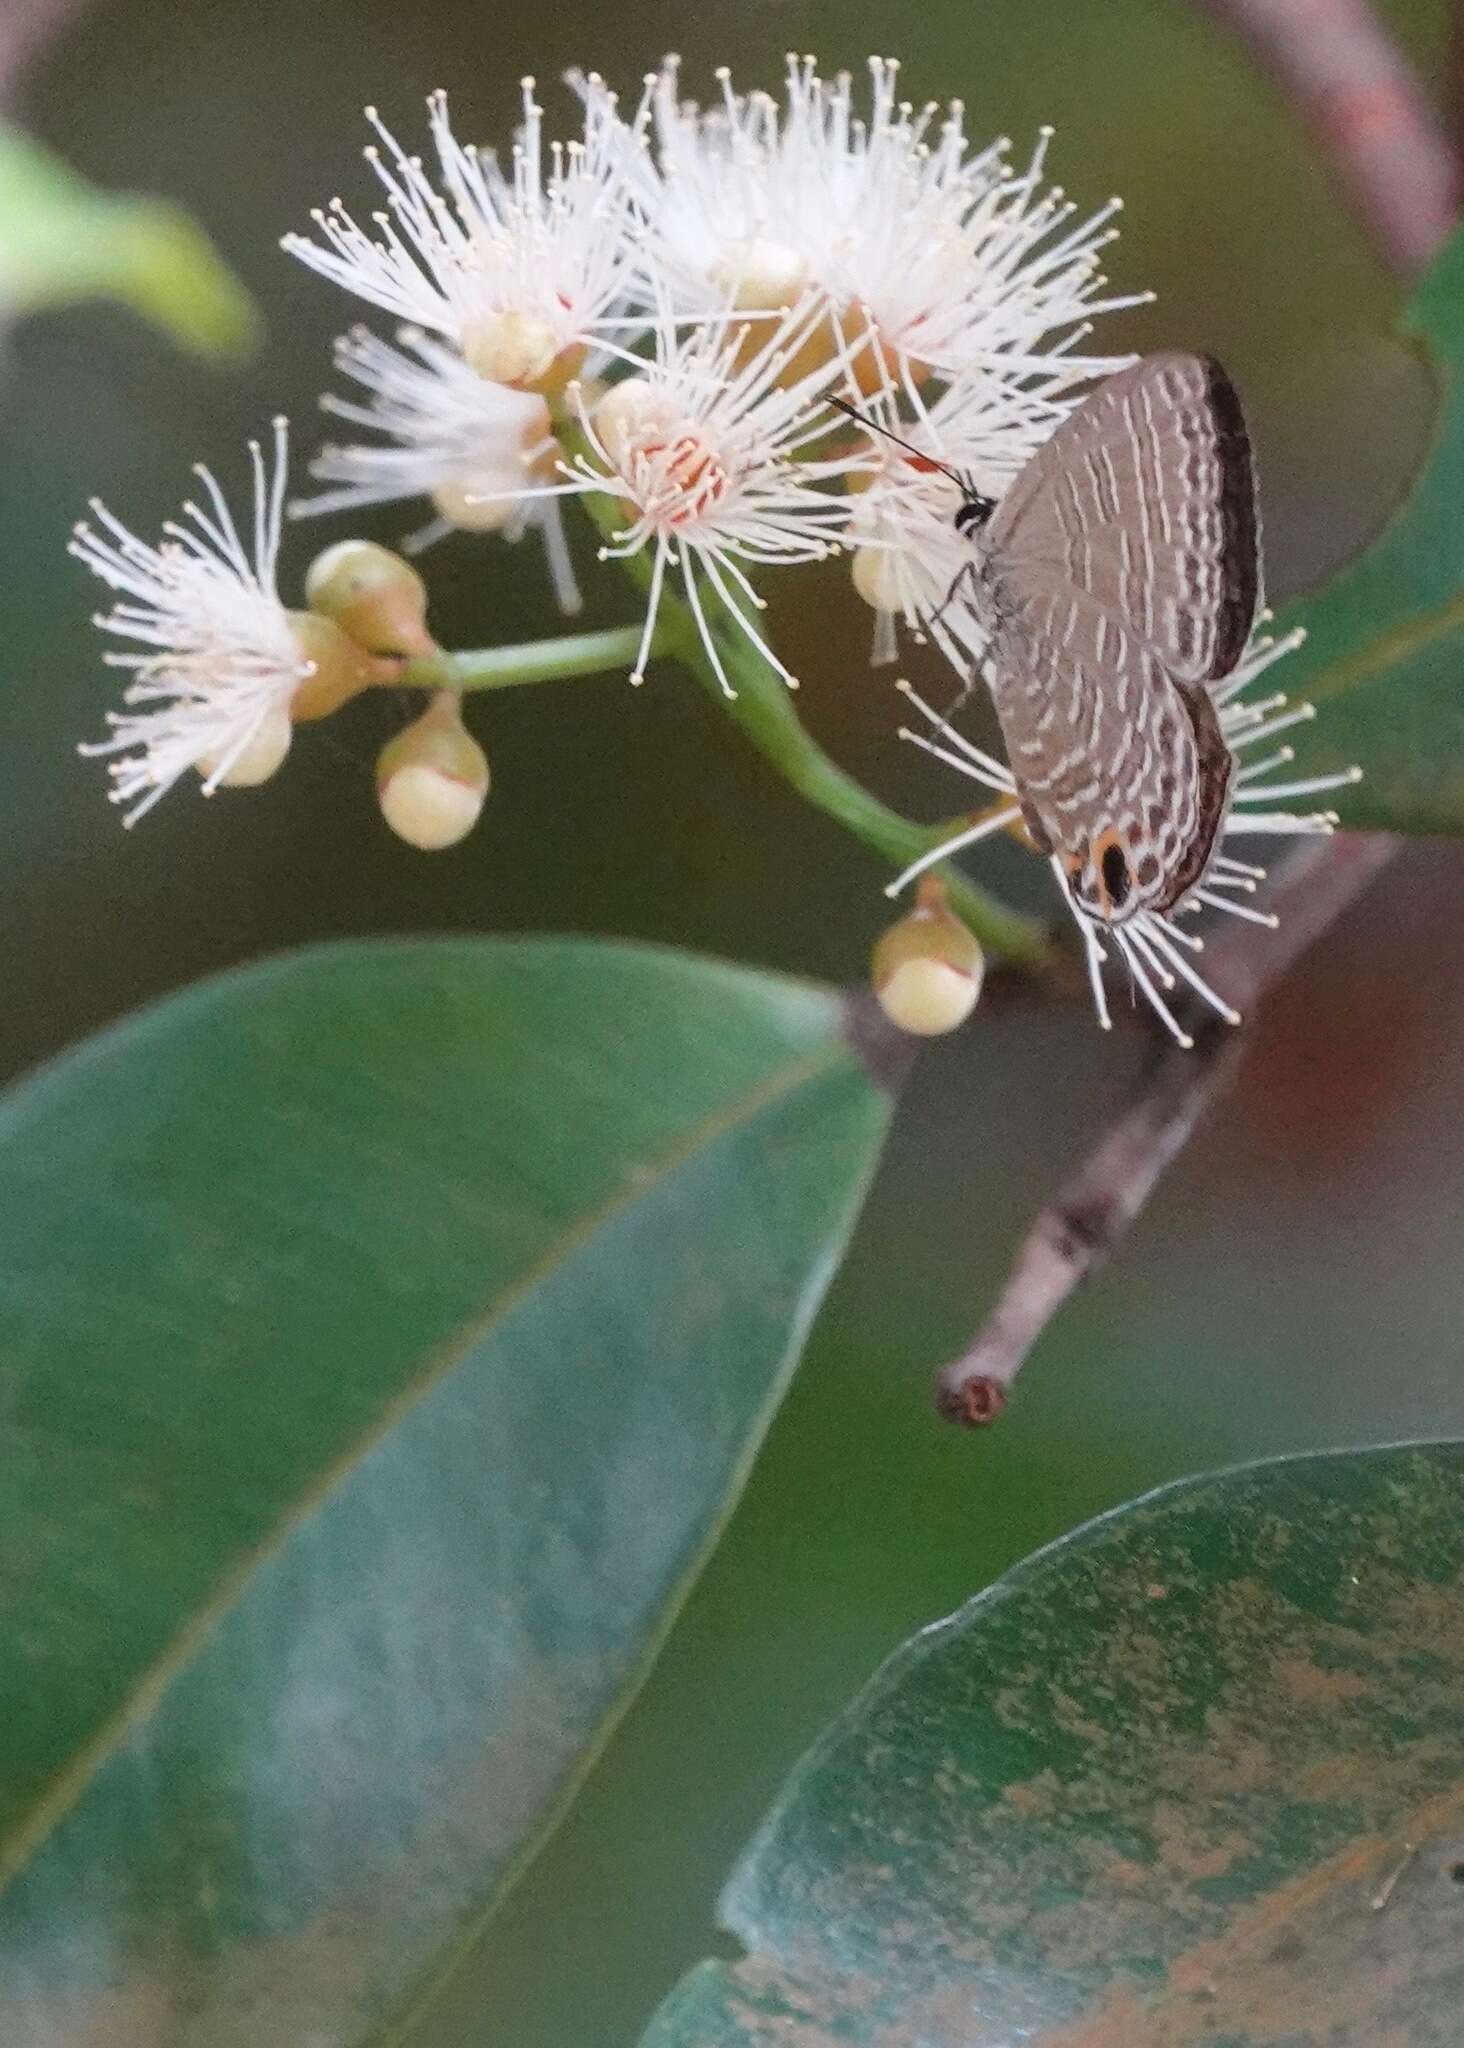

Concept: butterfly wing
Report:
left=988, top=352, right=1259, bottom=687
left=987, top=576, right=1230, bottom=907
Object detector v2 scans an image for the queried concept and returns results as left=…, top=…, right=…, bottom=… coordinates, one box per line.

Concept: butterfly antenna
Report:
left=825, top=394, right=964, bottom=486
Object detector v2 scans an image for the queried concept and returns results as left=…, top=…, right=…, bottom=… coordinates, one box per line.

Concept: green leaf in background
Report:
left=1283, top=224, right=1464, bottom=831
left=645, top=1443, right=1464, bottom=2047
left=0, top=121, right=258, bottom=359
left=0, top=938, right=889, bottom=2045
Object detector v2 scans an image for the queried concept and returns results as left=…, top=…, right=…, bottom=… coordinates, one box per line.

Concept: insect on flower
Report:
left=858, top=354, right=1361, bottom=1046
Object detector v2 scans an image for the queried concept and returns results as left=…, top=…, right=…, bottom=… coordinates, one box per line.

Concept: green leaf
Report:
left=0, top=938, right=889, bottom=2043
left=644, top=1443, right=1464, bottom=2047
left=0, top=122, right=258, bottom=359
left=1282, top=225, right=1464, bottom=830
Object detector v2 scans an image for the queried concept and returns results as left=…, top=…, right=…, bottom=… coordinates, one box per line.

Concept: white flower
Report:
left=71, top=420, right=312, bottom=824
left=292, top=325, right=583, bottom=613
left=640, top=54, right=1146, bottom=385
left=547, top=294, right=869, bottom=692
left=281, top=78, right=645, bottom=386
left=888, top=624, right=1363, bottom=1047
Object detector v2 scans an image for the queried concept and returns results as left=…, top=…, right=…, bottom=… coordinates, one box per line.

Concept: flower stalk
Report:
left=566, top=476, right=1049, bottom=964
left=401, top=624, right=657, bottom=693
left=406, top=601, right=1049, bottom=962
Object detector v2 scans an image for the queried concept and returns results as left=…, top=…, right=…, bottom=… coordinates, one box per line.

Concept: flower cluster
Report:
left=278, top=55, right=1144, bottom=667
left=70, top=53, right=1357, bottom=1045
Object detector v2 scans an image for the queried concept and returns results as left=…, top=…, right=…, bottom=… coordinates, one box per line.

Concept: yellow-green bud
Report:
left=196, top=704, right=293, bottom=789
left=304, top=540, right=436, bottom=660
left=871, top=883, right=984, bottom=1036
left=377, top=692, right=489, bottom=851
left=287, top=611, right=382, bottom=722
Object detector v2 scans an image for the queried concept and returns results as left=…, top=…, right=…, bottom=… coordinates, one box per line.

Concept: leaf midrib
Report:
left=0, top=1032, right=849, bottom=1898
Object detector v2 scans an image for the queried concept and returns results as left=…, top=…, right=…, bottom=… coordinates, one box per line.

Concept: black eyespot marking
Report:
left=954, top=495, right=994, bottom=538
left=1101, top=841, right=1131, bottom=909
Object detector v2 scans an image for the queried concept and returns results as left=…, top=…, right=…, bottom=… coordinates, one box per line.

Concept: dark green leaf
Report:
left=0, top=939, right=889, bottom=2043
left=1282, top=227, right=1464, bottom=830
left=644, top=1443, right=1464, bottom=2047
left=0, top=123, right=258, bottom=359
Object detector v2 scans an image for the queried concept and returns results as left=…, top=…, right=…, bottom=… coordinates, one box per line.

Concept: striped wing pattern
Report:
left=989, top=352, right=1258, bottom=686
left=975, top=352, right=1258, bottom=918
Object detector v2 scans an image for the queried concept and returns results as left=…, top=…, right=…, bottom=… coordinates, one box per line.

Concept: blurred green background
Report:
left=4, top=0, right=1463, bottom=2042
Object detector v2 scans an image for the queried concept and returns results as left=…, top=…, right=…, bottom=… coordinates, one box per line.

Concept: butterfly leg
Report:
left=924, top=558, right=982, bottom=649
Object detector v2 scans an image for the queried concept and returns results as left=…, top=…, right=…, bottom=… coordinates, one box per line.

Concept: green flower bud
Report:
left=377, top=692, right=489, bottom=851
left=304, top=540, right=436, bottom=661
left=871, top=881, right=984, bottom=1036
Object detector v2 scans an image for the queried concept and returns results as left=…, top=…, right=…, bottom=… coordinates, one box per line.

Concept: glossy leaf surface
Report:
left=645, top=1443, right=1464, bottom=2046
left=0, top=939, right=889, bottom=2044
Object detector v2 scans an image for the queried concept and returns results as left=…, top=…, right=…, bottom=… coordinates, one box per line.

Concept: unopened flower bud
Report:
left=305, top=540, right=436, bottom=660
left=871, top=881, right=984, bottom=1036
left=851, top=544, right=903, bottom=614
left=287, top=611, right=382, bottom=722
left=196, top=704, right=293, bottom=789
left=377, top=691, right=489, bottom=850
left=461, top=309, right=560, bottom=389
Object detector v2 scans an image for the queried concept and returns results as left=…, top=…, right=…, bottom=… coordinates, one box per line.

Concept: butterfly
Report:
left=837, top=355, right=1358, bottom=1043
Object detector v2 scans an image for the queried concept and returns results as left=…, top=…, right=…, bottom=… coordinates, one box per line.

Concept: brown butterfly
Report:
left=842, top=355, right=1359, bottom=1043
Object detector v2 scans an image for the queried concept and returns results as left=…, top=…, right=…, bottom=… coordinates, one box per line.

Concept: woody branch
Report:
left=936, top=0, right=1451, bottom=1426
left=0, top=0, right=87, bottom=99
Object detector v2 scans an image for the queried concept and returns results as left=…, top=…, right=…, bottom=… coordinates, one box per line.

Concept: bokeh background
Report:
left=4, top=0, right=1463, bottom=2041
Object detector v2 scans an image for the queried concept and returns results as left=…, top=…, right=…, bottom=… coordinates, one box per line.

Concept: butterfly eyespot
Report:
left=1092, top=828, right=1132, bottom=914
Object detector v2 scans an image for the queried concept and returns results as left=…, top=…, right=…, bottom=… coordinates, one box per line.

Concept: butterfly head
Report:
left=825, top=395, right=996, bottom=534
left=953, top=493, right=995, bottom=539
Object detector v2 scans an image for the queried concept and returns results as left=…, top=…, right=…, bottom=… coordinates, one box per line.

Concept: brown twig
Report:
left=936, top=836, right=1396, bottom=1423
left=1196, top=0, right=1459, bottom=277
left=939, top=0, right=1457, bottom=1426
left=0, top=0, right=88, bottom=101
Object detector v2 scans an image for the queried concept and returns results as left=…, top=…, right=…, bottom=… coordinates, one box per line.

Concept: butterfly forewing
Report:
left=988, top=352, right=1259, bottom=686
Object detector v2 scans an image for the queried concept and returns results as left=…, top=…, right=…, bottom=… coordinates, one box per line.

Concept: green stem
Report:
left=573, top=488, right=1049, bottom=966
left=399, top=505, right=1050, bottom=963
left=401, top=624, right=657, bottom=693
left=671, top=603, right=1047, bottom=961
